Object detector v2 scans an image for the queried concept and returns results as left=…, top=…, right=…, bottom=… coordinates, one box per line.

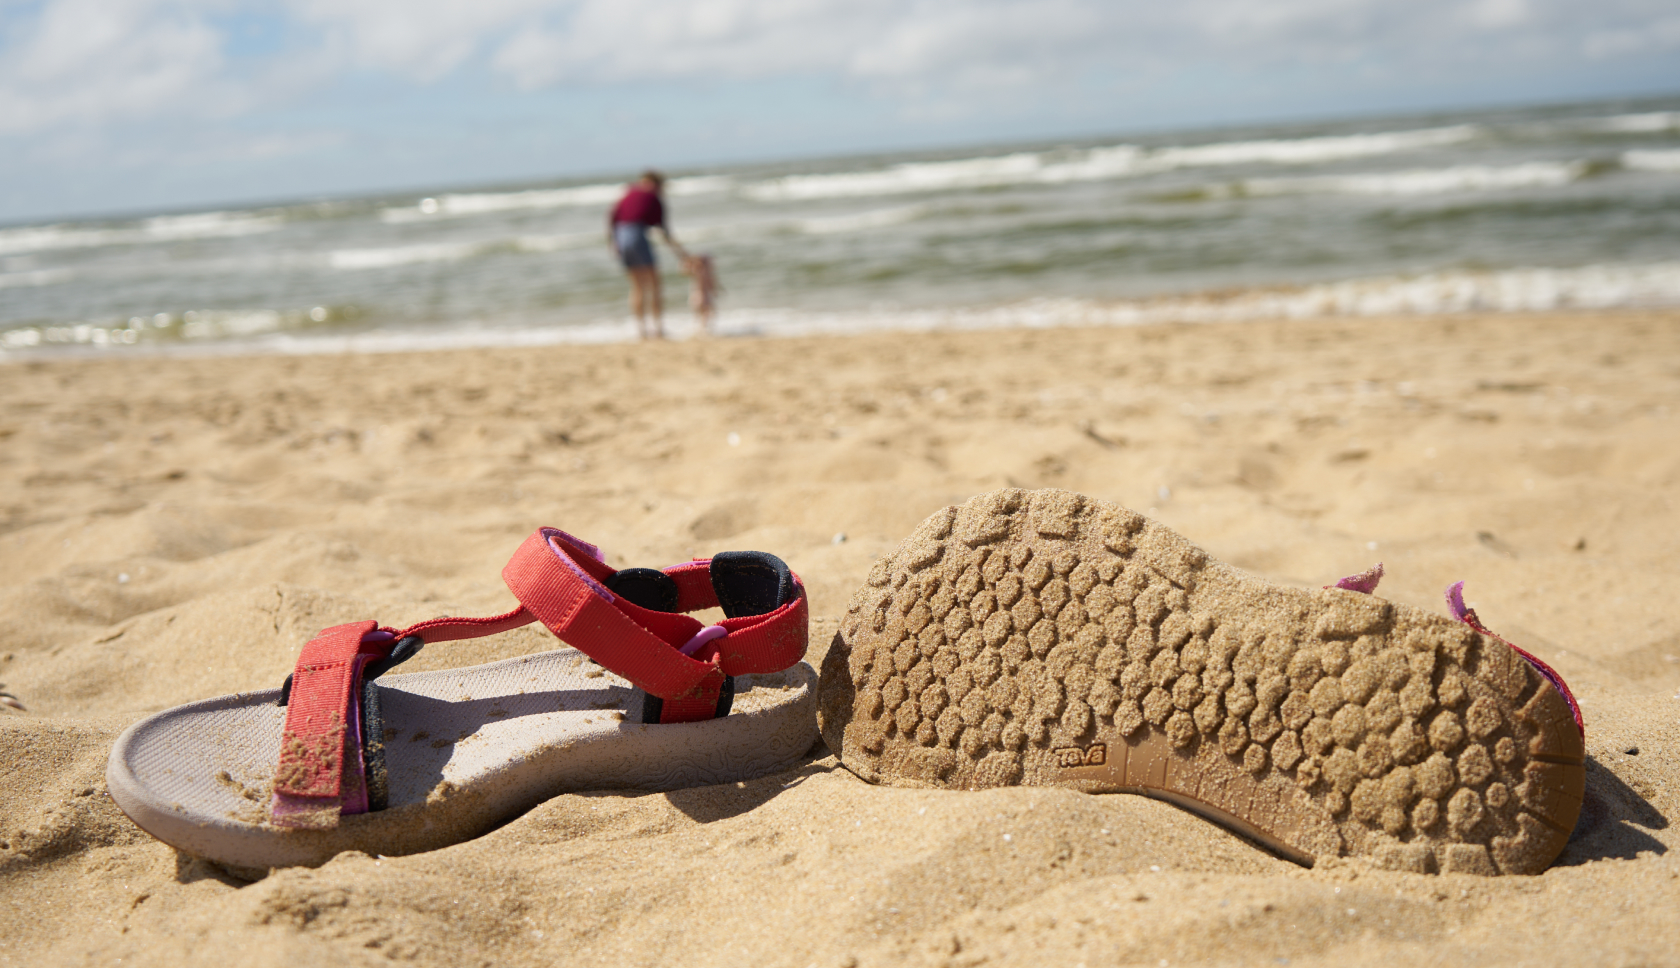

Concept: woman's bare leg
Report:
left=629, top=266, right=663, bottom=340
left=627, top=267, right=663, bottom=339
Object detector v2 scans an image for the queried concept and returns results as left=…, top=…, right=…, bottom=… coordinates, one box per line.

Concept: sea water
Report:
left=2, top=96, right=1678, bottom=356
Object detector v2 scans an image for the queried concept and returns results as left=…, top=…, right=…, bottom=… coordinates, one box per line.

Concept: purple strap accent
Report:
left=1445, top=580, right=1471, bottom=621
left=270, top=790, right=340, bottom=826
left=679, top=624, right=729, bottom=656
left=1332, top=562, right=1384, bottom=594
left=270, top=793, right=339, bottom=827
left=341, top=655, right=371, bottom=816
left=548, top=528, right=606, bottom=563
left=547, top=532, right=616, bottom=602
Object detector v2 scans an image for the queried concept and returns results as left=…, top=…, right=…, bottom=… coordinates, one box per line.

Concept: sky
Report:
left=1, top=0, right=1677, bottom=225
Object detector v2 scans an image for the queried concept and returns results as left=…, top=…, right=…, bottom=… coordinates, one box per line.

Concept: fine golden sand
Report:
left=2, top=311, right=1677, bottom=967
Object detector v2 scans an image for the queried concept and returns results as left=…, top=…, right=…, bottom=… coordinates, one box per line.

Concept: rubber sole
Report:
left=818, top=488, right=1585, bottom=875
left=109, top=649, right=818, bottom=870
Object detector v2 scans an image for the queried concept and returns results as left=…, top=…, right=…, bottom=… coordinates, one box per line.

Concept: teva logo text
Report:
left=1053, top=744, right=1106, bottom=768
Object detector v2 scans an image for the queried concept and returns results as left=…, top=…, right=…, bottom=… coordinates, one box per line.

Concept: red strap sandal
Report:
left=106, top=528, right=815, bottom=870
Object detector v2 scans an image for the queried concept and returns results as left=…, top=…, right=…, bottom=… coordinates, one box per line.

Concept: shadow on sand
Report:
left=1554, top=754, right=1668, bottom=867
left=662, top=747, right=833, bottom=824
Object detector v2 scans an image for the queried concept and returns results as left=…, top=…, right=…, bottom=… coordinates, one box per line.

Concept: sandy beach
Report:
left=2, top=310, right=1677, bottom=967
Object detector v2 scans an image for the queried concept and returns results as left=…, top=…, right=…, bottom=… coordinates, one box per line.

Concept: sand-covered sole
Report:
left=818, top=488, right=1584, bottom=875
left=109, top=649, right=819, bottom=871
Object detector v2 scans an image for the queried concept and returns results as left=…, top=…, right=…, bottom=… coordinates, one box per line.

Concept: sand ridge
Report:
left=1, top=311, right=1678, bottom=966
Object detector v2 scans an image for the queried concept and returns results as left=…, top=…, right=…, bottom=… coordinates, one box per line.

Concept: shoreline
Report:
left=6, top=259, right=1680, bottom=362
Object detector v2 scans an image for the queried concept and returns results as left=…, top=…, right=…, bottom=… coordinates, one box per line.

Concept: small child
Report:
left=684, top=254, right=720, bottom=336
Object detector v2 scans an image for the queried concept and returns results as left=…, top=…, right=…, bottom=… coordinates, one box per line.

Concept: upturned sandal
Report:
left=108, top=528, right=817, bottom=870
left=818, top=488, right=1584, bottom=876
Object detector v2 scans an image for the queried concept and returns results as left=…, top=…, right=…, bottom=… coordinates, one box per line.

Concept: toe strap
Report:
left=270, top=620, right=392, bottom=829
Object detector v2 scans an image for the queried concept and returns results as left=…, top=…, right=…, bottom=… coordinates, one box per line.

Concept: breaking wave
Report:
left=0, top=211, right=282, bottom=257
left=741, top=126, right=1478, bottom=202
left=1236, top=161, right=1587, bottom=198
left=9, top=261, right=1678, bottom=357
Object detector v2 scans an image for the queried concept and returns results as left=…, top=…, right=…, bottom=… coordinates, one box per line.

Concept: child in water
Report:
left=684, top=254, right=719, bottom=336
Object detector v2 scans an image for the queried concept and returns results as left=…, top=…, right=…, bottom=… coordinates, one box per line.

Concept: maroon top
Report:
left=610, top=186, right=665, bottom=228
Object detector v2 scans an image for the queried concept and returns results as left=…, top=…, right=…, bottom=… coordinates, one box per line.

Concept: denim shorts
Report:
left=613, top=222, right=655, bottom=269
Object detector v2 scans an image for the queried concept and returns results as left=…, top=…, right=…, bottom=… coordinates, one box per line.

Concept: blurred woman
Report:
left=607, top=171, right=691, bottom=340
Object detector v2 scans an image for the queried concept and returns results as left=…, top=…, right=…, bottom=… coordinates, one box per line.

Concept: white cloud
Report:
left=0, top=0, right=233, bottom=134
left=473, top=0, right=1680, bottom=91
left=284, top=0, right=552, bottom=81
left=492, top=0, right=883, bottom=88
left=1469, top=0, right=1531, bottom=30
left=0, top=0, right=1675, bottom=138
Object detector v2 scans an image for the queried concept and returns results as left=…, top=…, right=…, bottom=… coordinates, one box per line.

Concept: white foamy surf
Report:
left=1237, top=161, right=1587, bottom=198
left=1623, top=149, right=1680, bottom=172
left=741, top=126, right=1478, bottom=202
left=379, top=175, right=734, bottom=223
left=329, top=241, right=485, bottom=270
left=0, top=267, right=72, bottom=290
left=7, top=261, right=1678, bottom=358
left=708, top=261, right=1680, bottom=340
left=1598, top=112, right=1680, bottom=133
left=0, top=211, right=282, bottom=256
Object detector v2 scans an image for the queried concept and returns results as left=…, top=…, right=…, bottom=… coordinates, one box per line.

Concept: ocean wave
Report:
left=797, top=205, right=927, bottom=234
left=743, top=152, right=1047, bottom=201
left=1596, top=111, right=1680, bottom=134
left=668, top=176, right=735, bottom=197
left=329, top=242, right=482, bottom=270
left=327, top=228, right=690, bottom=267
left=0, top=309, right=289, bottom=351
left=714, top=262, right=1680, bottom=338
left=741, top=126, right=1477, bottom=202
left=1237, top=161, right=1586, bottom=198
left=0, top=267, right=71, bottom=290
left=1124, top=262, right=1680, bottom=320
left=0, top=315, right=635, bottom=356
left=379, top=175, right=733, bottom=222
left=511, top=232, right=601, bottom=253
left=380, top=185, right=620, bottom=223
left=11, top=262, right=1677, bottom=358
left=0, top=211, right=282, bottom=256
left=1148, top=125, right=1476, bottom=169
left=1623, top=149, right=1680, bottom=172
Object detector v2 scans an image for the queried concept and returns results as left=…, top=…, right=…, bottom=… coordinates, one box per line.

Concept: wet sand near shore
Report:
left=1, top=310, right=1677, bottom=967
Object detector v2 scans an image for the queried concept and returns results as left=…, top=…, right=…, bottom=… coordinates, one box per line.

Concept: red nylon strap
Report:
left=272, top=528, right=811, bottom=823
left=664, top=559, right=720, bottom=612
left=505, top=530, right=810, bottom=680
left=273, top=620, right=383, bottom=802
left=394, top=605, right=536, bottom=644
left=711, top=589, right=809, bottom=675
left=658, top=556, right=809, bottom=675
left=501, top=530, right=722, bottom=699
